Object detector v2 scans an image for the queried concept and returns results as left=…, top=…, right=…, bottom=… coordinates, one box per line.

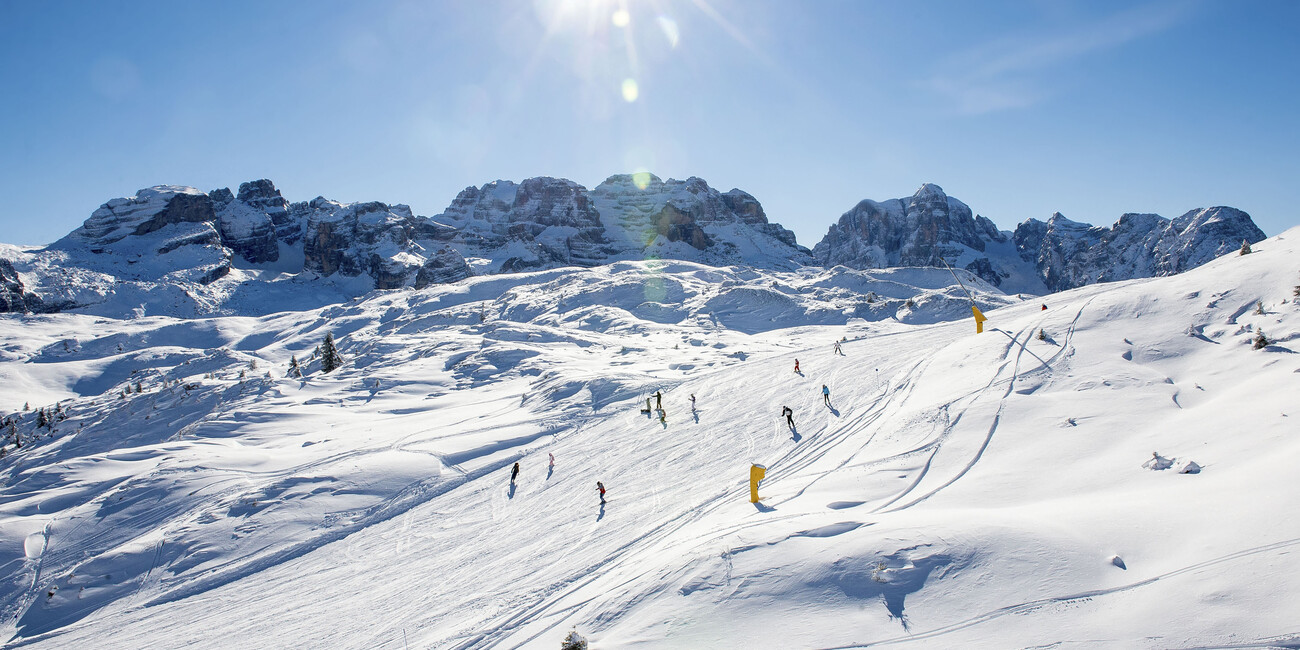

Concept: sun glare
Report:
left=621, top=78, right=639, bottom=102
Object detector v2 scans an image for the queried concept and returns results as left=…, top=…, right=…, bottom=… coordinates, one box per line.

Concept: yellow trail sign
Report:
left=750, top=464, right=767, bottom=503
left=972, top=306, right=988, bottom=333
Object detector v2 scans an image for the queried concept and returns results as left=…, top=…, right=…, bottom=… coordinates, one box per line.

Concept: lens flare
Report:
left=611, top=9, right=630, bottom=27
left=632, top=170, right=652, bottom=190
left=657, top=16, right=680, bottom=48
left=621, top=78, right=639, bottom=102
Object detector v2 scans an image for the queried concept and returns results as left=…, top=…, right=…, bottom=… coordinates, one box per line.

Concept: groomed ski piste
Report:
left=0, top=232, right=1298, bottom=649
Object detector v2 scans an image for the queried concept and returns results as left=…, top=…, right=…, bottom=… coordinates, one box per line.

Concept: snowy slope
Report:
left=0, top=231, right=1297, bottom=648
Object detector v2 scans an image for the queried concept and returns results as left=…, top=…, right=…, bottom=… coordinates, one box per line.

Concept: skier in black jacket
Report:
left=782, top=406, right=795, bottom=429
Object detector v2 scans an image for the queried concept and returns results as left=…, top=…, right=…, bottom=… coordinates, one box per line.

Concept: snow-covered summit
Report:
left=813, top=183, right=1025, bottom=290
left=813, top=184, right=1267, bottom=295
left=1014, top=205, right=1267, bottom=292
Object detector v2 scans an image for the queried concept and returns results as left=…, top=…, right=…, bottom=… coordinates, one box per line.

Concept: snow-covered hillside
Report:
left=0, top=229, right=1296, bottom=648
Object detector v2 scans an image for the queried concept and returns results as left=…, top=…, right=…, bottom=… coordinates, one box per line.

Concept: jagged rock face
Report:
left=0, top=259, right=27, bottom=313
left=1014, top=207, right=1267, bottom=292
left=301, top=198, right=429, bottom=289
left=812, top=184, right=1012, bottom=287
left=413, top=246, right=473, bottom=289
left=238, top=179, right=298, bottom=244
left=211, top=186, right=280, bottom=264
left=65, top=186, right=211, bottom=247
left=814, top=184, right=1001, bottom=269
left=588, top=174, right=812, bottom=268
left=434, top=178, right=615, bottom=272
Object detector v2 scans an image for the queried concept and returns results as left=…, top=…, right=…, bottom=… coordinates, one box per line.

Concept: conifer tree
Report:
left=36, top=409, right=48, bottom=429
left=23, top=402, right=29, bottom=411
left=1240, top=239, right=1252, bottom=255
left=288, top=355, right=303, bottom=378
left=320, top=332, right=343, bottom=373
left=1255, top=300, right=1264, bottom=315
left=1254, top=330, right=1270, bottom=350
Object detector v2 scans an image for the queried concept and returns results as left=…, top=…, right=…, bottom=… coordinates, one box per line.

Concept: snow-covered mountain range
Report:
left=812, top=183, right=1267, bottom=295
left=0, top=176, right=1266, bottom=317
left=1, top=214, right=1296, bottom=647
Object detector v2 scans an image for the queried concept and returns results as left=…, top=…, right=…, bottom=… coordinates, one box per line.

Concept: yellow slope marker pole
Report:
left=940, top=258, right=986, bottom=334
left=750, top=463, right=767, bottom=503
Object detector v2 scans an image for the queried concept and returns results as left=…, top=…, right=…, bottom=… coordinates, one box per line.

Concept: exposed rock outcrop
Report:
left=812, top=184, right=1019, bottom=289
left=0, top=259, right=28, bottom=312
left=814, top=183, right=1267, bottom=294
left=1013, top=207, right=1267, bottom=292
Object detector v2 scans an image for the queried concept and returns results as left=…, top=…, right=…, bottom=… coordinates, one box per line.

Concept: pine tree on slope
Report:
left=321, top=333, right=343, bottom=373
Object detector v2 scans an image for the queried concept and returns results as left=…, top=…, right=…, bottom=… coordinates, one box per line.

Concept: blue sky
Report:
left=1, top=0, right=1297, bottom=247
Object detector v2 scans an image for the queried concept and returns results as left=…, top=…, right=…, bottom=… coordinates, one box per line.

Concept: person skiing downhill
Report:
left=597, top=481, right=606, bottom=505
left=511, top=462, right=520, bottom=484
left=822, top=385, right=831, bottom=406
left=794, top=359, right=801, bottom=373
left=782, top=406, right=795, bottom=429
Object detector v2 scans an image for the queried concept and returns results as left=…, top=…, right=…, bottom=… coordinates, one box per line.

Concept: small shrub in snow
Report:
left=560, top=630, right=588, bottom=650
left=1253, top=330, right=1269, bottom=350
left=1254, top=300, right=1264, bottom=315
left=1240, top=239, right=1252, bottom=255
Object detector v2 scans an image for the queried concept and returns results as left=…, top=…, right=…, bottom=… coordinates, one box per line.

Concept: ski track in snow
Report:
left=835, top=536, right=1300, bottom=648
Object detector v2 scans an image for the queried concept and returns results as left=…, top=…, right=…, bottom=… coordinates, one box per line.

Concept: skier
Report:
left=794, top=359, right=801, bottom=374
left=549, top=452, right=555, bottom=469
left=510, top=462, right=520, bottom=484
left=689, top=394, right=696, bottom=411
left=655, top=391, right=663, bottom=409
left=822, top=384, right=831, bottom=406
left=597, top=481, right=606, bottom=505
left=658, top=408, right=667, bottom=425
left=782, top=405, right=795, bottom=429
left=645, top=397, right=652, bottom=413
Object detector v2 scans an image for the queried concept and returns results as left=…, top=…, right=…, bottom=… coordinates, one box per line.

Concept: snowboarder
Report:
left=549, top=452, right=555, bottom=469
left=822, top=384, right=831, bottom=406
left=511, top=462, right=520, bottom=484
left=833, top=341, right=842, bottom=355
left=794, top=359, right=801, bottom=373
left=689, top=394, right=696, bottom=411
left=782, top=405, right=795, bottom=429
left=597, top=481, right=606, bottom=505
